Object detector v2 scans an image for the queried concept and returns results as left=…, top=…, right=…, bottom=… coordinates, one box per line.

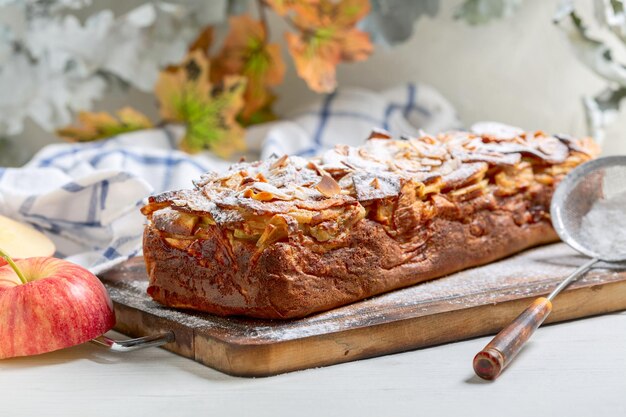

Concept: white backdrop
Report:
left=12, top=0, right=626, bottom=156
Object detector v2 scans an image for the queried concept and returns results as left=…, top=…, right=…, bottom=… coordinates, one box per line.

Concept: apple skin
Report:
left=0, top=257, right=115, bottom=359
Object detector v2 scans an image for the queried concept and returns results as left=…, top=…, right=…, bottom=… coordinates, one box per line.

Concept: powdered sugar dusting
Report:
left=146, top=128, right=592, bottom=227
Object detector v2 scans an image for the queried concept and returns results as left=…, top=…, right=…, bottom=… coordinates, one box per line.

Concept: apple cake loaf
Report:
left=141, top=128, right=598, bottom=319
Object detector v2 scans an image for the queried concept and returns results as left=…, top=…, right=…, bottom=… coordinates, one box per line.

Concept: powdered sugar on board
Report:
left=100, top=243, right=626, bottom=344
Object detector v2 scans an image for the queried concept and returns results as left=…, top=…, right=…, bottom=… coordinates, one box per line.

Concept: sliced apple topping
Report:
left=257, top=215, right=291, bottom=248
left=270, top=154, right=289, bottom=170
left=315, top=174, right=341, bottom=198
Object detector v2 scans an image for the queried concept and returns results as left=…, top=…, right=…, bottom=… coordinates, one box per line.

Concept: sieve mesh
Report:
left=551, top=156, right=626, bottom=262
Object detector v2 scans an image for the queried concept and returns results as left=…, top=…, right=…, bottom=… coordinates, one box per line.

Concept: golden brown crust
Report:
left=144, top=197, right=558, bottom=319
left=142, top=127, right=598, bottom=319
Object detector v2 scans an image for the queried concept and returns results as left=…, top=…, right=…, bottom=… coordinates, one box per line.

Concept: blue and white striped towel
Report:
left=0, top=84, right=460, bottom=274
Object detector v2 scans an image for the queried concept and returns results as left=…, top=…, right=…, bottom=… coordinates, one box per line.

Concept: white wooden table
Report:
left=2, top=312, right=625, bottom=417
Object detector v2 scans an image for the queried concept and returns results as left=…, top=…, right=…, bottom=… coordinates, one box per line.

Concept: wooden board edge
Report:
left=189, top=277, right=626, bottom=377
left=110, top=278, right=626, bottom=377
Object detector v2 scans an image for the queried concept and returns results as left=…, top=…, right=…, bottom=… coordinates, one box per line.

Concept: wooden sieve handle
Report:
left=473, top=297, right=553, bottom=380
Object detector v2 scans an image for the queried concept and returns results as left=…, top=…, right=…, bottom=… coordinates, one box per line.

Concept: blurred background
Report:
left=2, top=0, right=626, bottom=165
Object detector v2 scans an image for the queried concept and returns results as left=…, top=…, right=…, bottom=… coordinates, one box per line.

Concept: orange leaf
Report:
left=339, top=27, right=373, bottom=61
left=154, top=50, right=247, bottom=156
left=286, top=31, right=340, bottom=93
left=284, top=0, right=373, bottom=93
left=155, top=50, right=212, bottom=122
left=265, top=0, right=318, bottom=16
left=188, top=26, right=214, bottom=55
left=291, top=0, right=370, bottom=29
left=213, top=15, right=286, bottom=122
left=56, top=107, right=152, bottom=142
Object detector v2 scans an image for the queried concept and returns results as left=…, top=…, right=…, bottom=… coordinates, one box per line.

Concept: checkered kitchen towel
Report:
left=0, top=84, right=460, bottom=274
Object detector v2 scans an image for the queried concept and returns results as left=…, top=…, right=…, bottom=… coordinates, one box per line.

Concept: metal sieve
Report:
left=551, top=155, right=626, bottom=263
left=474, top=155, right=626, bottom=380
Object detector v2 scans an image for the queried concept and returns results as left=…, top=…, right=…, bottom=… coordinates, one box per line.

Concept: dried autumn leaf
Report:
left=241, top=95, right=279, bottom=125
left=264, top=0, right=319, bottom=16
left=213, top=15, right=286, bottom=123
left=155, top=50, right=247, bottom=157
left=285, top=32, right=339, bottom=93
left=285, top=0, right=373, bottom=93
left=188, top=26, right=214, bottom=54
left=56, top=107, right=153, bottom=142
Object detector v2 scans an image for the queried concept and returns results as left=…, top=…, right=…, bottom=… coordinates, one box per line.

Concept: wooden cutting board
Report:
left=99, top=243, right=626, bottom=377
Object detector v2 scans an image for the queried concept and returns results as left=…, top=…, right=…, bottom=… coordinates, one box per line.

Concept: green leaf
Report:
left=155, top=50, right=247, bottom=157
left=183, top=77, right=247, bottom=156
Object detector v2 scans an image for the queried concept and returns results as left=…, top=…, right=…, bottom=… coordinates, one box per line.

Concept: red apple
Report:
left=0, top=252, right=115, bottom=359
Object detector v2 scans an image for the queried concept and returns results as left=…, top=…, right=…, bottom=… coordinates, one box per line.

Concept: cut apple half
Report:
left=0, top=215, right=55, bottom=258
